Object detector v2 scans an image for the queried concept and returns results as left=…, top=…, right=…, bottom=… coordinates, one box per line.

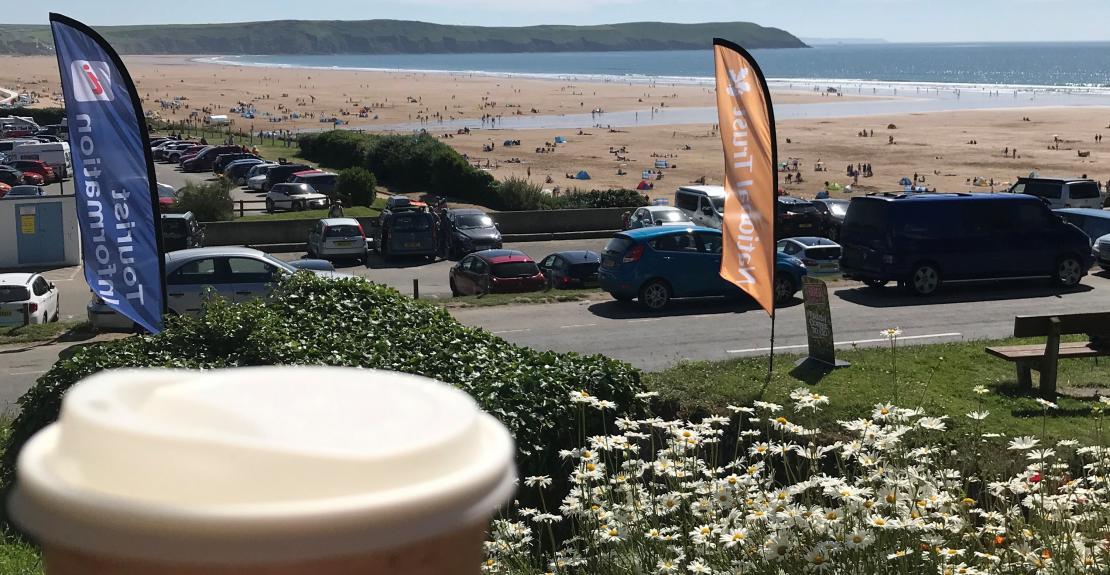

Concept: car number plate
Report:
left=404, top=242, right=420, bottom=248
left=798, top=223, right=812, bottom=228
left=336, top=241, right=352, bottom=247
left=0, top=310, right=11, bottom=316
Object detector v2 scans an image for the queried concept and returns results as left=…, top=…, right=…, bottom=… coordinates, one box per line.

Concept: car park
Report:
left=265, top=182, right=329, bottom=212
left=307, top=218, right=369, bottom=263
left=168, top=144, right=206, bottom=164
left=624, top=205, right=693, bottom=229
left=212, top=152, right=258, bottom=174
left=810, top=198, right=850, bottom=240
left=262, top=163, right=312, bottom=192
left=1008, top=177, right=1103, bottom=210
left=1055, top=208, right=1110, bottom=269
left=224, top=158, right=267, bottom=185
left=87, top=247, right=346, bottom=331
left=839, top=192, right=1093, bottom=296
left=161, top=212, right=205, bottom=251
left=5, top=159, right=57, bottom=183
left=777, top=237, right=841, bottom=274
left=0, top=273, right=60, bottom=326
left=8, top=142, right=71, bottom=179
left=3, top=185, right=46, bottom=198
left=443, top=208, right=502, bottom=258
left=538, top=250, right=601, bottom=289
left=376, top=208, right=438, bottom=259
left=598, top=226, right=806, bottom=310
left=181, top=145, right=244, bottom=173
left=155, top=141, right=197, bottom=162
left=450, top=249, right=547, bottom=296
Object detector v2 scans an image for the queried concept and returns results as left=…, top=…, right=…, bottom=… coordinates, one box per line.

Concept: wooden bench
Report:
left=985, top=312, right=1110, bottom=398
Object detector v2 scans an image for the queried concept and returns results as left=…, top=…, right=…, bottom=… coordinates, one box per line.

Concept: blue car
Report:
left=598, top=226, right=807, bottom=310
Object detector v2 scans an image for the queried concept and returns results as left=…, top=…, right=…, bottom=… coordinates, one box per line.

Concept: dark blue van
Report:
left=839, top=193, right=1093, bottom=295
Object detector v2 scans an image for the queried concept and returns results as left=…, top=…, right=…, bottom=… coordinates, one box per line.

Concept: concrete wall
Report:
left=202, top=208, right=626, bottom=247
left=0, top=195, right=80, bottom=269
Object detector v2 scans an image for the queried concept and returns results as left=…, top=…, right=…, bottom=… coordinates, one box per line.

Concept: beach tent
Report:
left=826, top=182, right=844, bottom=193
left=642, top=170, right=653, bottom=179
left=575, top=170, right=591, bottom=180
left=899, top=177, right=913, bottom=186
left=554, top=136, right=567, bottom=144
left=654, top=159, right=669, bottom=169
left=636, top=180, right=653, bottom=190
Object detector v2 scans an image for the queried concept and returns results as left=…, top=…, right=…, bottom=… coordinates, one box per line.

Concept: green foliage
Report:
left=335, top=167, right=378, bottom=207
left=0, top=275, right=643, bottom=517
left=0, top=21, right=806, bottom=56
left=174, top=179, right=233, bottom=222
left=551, top=188, right=650, bottom=209
left=495, top=177, right=554, bottom=211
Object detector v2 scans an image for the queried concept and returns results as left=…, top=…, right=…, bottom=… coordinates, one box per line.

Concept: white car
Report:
left=307, top=218, right=370, bottom=262
left=87, top=247, right=348, bottom=331
left=246, top=163, right=277, bottom=191
left=0, top=273, right=60, bottom=327
left=625, top=205, right=693, bottom=229
left=265, top=183, right=328, bottom=212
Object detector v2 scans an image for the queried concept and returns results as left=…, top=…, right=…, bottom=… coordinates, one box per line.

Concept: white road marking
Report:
left=492, top=328, right=532, bottom=335
left=560, top=323, right=598, bottom=329
left=727, top=332, right=962, bottom=354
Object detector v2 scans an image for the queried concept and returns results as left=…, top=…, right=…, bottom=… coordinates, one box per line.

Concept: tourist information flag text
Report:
left=51, top=13, right=166, bottom=333
left=713, top=38, right=777, bottom=316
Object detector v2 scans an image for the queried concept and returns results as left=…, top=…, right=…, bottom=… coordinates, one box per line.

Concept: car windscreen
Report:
left=782, top=202, right=818, bottom=215
left=285, top=185, right=314, bottom=196
left=0, top=286, right=30, bottom=302
left=1070, top=182, right=1101, bottom=199
left=603, top=237, right=633, bottom=254
left=829, top=202, right=849, bottom=217
left=711, top=197, right=725, bottom=211
left=492, top=261, right=539, bottom=278
left=1023, top=181, right=1062, bottom=199
left=455, top=214, right=494, bottom=229
left=325, top=225, right=362, bottom=238
left=392, top=214, right=432, bottom=232
left=306, top=175, right=337, bottom=191
left=841, top=200, right=888, bottom=243
left=655, top=210, right=688, bottom=222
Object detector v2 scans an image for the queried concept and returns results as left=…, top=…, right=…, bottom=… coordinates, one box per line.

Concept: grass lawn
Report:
left=234, top=204, right=383, bottom=222
left=646, top=336, right=1110, bottom=447
left=0, top=534, right=39, bottom=574
left=438, top=288, right=605, bottom=308
left=0, top=322, right=92, bottom=346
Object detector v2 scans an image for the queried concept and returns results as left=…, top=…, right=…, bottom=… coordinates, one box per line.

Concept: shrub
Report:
left=0, top=275, right=643, bottom=515
left=495, top=176, right=554, bottom=211
left=335, top=167, right=378, bottom=207
left=174, top=179, right=233, bottom=222
left=552, top=188, right=649, bottom=209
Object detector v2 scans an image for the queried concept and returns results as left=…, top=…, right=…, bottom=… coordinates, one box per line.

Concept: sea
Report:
left=201, top=43, right=1110, bottom=129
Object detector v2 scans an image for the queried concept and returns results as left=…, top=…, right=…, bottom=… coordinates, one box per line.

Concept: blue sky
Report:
left=7, top=0, right=1109, bottom=43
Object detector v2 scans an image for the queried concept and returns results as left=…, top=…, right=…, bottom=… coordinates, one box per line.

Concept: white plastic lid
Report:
left=10, top=367, right=516, bottom=564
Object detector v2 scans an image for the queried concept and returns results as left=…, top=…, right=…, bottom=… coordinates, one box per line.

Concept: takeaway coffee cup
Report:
left=10, top=367, right=516, bottom=574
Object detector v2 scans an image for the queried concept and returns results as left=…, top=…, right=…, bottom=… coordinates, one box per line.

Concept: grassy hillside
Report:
left=0, top=20, right=805, bottom=56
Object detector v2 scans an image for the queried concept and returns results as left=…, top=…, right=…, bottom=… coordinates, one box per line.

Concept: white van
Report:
left=0, top=139, right=38, bottom=155
left=12, top=142, right=72, bottom=178
left=674, top=185, right=726, bottom=229
left=1008, top=177, right=1103, bottom=210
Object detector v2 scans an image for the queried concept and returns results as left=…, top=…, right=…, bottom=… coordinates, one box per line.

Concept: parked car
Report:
left=443, top=208, right=502, bottom=258
left=0, top=182, right=11, bottom=198
left=168, top=144, right=206, bottom=164
left=246, top=163, right=278, bottom=191
left=0, top=273, right=60, bottom=326
left=181, top=145, right=244, bottom=173
left=538, top=250, right=601, bottom=289
left=598, top=226, right=806, bottom=310
left=674, top=185, right=726, bottom=229
left=212, top=152, right=258, bottom=174
left=161, top=212, right=205, bottom=251
left=156, top=183, right=177, bottom=206
left=5, top=159, right=56, bottom=183
left=1008, top=177, right=1103, bottom=210
left=777, top=237, right=841, bottom=275
left=3, top=185, right=46, bottom=198
left=777, top=197, right=823, bottom=239
left=265, top=183, right=329, bottom=212
left=839, top=193, right=1094, bottom=296
left=262, top=163, right=312, bottom=192
left=0, top=168, right=29, bottom=187
left=810, top=198, right=850, bottom=241
left=225, top=158, right=267, bottom=185
left=307, top=218, right=369, bottom=263
left=450, top=249, right=546, bottom=296
left=8, top=142, right=71, bottom=179
left=376, top=209, right=438, bottom=259
left=624, top=205, right=693, bottom=229
left=1055, top=208, right=1110, bottom=269
left=156, top=141, right=197, bottom=161
left=87, top=247, right=346, bottom=330
left=290, top=171, right=338, bottom=196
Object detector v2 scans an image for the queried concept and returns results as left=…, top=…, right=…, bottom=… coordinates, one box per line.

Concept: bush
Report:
left=0, top=275, right=643, bottom=515
left=174, top=180, right=233, bottom=222
left=552, top=188, right=649, bottom=209
left=495, top=176, right=554, bottom=211
left=335, top=167, right=378, bottom=207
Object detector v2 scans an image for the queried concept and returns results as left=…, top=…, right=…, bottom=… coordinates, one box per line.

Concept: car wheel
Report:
left=293, top=201, right=304, bottom=211
left=1054, top=255, right=1083, bottom=287
left=639, top=280, right=671, bottom=311
left=450, top=278, right=461, bottom=297
left=863, top=279, right=888, bottom=289
left=774, top=274, right=797, bottom=306
left=908, top=263, right=941, bottom=296
left=265, top=199, right=274, bottom=213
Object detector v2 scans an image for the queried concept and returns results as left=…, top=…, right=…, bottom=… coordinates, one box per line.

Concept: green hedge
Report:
left=0, top=275, right=643, bottom=515
left=173, top=179, right=234, bottom=222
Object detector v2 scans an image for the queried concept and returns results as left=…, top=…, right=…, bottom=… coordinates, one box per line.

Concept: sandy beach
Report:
left=3, top=54, right=1109, bottom=202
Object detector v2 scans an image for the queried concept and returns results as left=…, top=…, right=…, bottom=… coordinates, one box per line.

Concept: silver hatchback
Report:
left=307, top=218, right=370, bottom=263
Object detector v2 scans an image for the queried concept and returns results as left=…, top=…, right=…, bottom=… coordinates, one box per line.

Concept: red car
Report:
left=19, top=171, right=44, bottom=186
left=0, top=182, right=10, bottom=198
left=449, top=249, right=547, bottom=296
left=6, top=160, right=56, bottom=183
